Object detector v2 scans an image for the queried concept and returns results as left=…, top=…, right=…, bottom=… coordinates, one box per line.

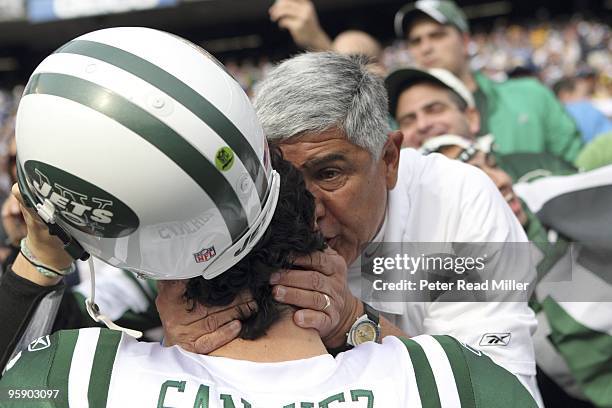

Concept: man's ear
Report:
left=381, top=131, right=403, bottom=189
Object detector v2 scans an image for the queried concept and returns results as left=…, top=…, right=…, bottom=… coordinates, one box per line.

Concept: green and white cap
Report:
left=395, top=0, right=469, bottom=38
left=16, top=27, right=280, bottom=281
left=385, top=67, right=474, bottom=117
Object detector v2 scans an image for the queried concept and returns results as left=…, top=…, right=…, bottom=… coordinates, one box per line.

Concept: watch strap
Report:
left=363, top=301, right=380, bottom=325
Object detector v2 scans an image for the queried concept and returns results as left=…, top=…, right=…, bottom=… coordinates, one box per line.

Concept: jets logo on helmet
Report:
left=16, top=27, right=280, bottom=280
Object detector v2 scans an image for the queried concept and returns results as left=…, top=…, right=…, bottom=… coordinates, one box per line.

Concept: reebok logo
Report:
left=28, top=335, right=51, bottom=352
left=479, top=333, right=511, bottom=346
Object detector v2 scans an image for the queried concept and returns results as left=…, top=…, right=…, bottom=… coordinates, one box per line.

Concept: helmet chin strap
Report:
left=84, top=256, right=143, bottom=339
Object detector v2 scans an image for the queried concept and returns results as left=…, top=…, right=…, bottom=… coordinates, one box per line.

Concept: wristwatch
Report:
left=346, top=302, right=381, bottom=346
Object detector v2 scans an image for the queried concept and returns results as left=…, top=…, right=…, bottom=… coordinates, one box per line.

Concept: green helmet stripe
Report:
left=55, top=39, right=268, bottom=204
left=24, top=72, right=248, bottom=241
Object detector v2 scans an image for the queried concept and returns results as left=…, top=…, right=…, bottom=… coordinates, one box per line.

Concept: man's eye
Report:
left=430, top=30, right=447, bottom=39
left=427, top=103, right=446, bottom=114
left=408, top=37, right=421, bottom=47
left=318, top=169, right=341, bottom=180
left=399, top=116, right=416, bottom=128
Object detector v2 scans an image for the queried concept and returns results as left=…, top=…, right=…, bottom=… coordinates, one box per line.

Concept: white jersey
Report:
left=1, top=328, right=537, bottom=407
left=348, top=149, right=538, bottom=385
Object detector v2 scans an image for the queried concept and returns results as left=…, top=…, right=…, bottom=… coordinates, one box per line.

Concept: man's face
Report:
left=278, top=129, right=401, bottom=265
left=441, top=147, right=528, bottom=226
left=395, top=82, right=479, bottom=148
left=407, top=17, right=468, bottom=76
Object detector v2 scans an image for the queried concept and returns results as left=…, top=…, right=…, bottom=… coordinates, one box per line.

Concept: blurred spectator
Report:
left=229, top=5, right=612, bottom=107
left=268, top=0, right=332, bottom=51
left=332, top=30, right=386, bottom=76
left=394, top=0, right=583, bottom=163
left=575, top=132, right=612, bottom=171
left=554, top=77, right=612, bottom=143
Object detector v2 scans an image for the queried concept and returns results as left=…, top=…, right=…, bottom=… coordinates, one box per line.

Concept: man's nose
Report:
left=415, top=112, right=432, bottom=134
left=419, top=37, right=434, bottom=55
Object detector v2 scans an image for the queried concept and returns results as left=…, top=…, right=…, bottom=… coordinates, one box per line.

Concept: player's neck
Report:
left=208, top=317, right=328, bottom=362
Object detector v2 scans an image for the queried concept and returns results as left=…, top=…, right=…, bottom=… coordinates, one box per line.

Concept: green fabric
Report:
left=542, top=298, right=612, bottom=407
left=88, top=329, right=122, bottom=407
left=575, top=131, right=612, bottom=171
left=0, top=330, right=79, bottom=407
left=474, top=72, right=583, bottom=163
left=495, top=152, right=577, bottom=183
left=513, top=179, right=612, bottom=407
left=433, top=335, right=538, bottom=407
left=398, top=337, right=441, bottom=408
left=432, top=335, right=476, bottom=408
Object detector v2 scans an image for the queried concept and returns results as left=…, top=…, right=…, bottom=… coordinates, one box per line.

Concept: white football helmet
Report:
left=16, top=27, right=280, bottom=280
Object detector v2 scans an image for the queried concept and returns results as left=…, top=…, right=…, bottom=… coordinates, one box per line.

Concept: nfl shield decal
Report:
left=194, top=246, right=216, bottom=263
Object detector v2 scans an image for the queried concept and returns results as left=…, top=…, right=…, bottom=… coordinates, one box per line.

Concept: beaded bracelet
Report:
left=19, top=238, right=76, bottom=278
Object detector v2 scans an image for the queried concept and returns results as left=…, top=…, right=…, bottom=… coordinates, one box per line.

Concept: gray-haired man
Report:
left=251, top=52, right=541, bottom=401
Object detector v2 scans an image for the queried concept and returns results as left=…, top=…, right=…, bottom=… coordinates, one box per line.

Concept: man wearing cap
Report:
left=386, top=66, right=480, bottom=149
left=386, top=65, right=612, bottom=408
left=394, top=0, right=583, bottom=163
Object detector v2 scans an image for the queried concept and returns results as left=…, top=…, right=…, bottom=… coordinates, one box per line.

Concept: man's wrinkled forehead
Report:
left=276, top=128, right=359, bottom=167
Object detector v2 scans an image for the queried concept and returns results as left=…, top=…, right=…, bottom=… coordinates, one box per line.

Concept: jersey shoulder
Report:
left=1, top=328, right=124, bottom=407
left=395, top=335, right=538, bottom=408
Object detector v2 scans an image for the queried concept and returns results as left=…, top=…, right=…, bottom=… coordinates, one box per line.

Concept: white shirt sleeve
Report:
left=423, top=161, right=537, bottom=372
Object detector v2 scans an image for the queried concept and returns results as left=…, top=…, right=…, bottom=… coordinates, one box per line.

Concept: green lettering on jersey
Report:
left=220, top=394, right=235, bottom=408
left=350, top=390, right=374, bottom=408
left=220, top=394, right=252, bottom=408
left=193, top=384, right=210, bottom=408
left=318, top=392, right=345, bottom=408
left=157, top=380, right=186, bottom=408
left=283, top=403, right=315, bottom=408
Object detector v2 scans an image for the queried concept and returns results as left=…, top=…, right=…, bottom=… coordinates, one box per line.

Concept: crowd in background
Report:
left=0, top=15, right=609, bottom=198
left=231, top=16, right=612, bottom=101
left=0, top=2, right=611, bottom=406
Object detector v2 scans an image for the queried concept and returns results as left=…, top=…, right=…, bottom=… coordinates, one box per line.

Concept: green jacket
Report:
left=474, top=72, right=583, bottom=163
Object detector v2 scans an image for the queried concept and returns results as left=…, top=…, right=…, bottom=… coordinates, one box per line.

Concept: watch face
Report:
left=351, top=321, right=380, bottom=345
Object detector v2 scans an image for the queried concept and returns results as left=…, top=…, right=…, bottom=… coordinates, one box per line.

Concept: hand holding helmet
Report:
left=10, top=182, right=73, bottom=285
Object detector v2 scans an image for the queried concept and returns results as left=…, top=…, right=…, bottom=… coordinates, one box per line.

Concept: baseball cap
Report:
left=385, top=67, right=475, bottom=117
left=395, top=0, right=469, bottom=38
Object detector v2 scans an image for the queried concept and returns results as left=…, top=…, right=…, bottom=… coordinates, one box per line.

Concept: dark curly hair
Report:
left=183, top=146, right=326, bottom=340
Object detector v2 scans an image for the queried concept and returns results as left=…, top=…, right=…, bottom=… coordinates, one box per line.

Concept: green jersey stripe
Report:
left=55, top=39, right=268, bottom=204
left=24, top=72, right=248, bottom=241
left=48, top=330, right=79, bottom=406
left=88, top=329, right=122, bottom=407
left=433, top=335, right=476, bottom=408
left=399, top=337, right=442, bottom=408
